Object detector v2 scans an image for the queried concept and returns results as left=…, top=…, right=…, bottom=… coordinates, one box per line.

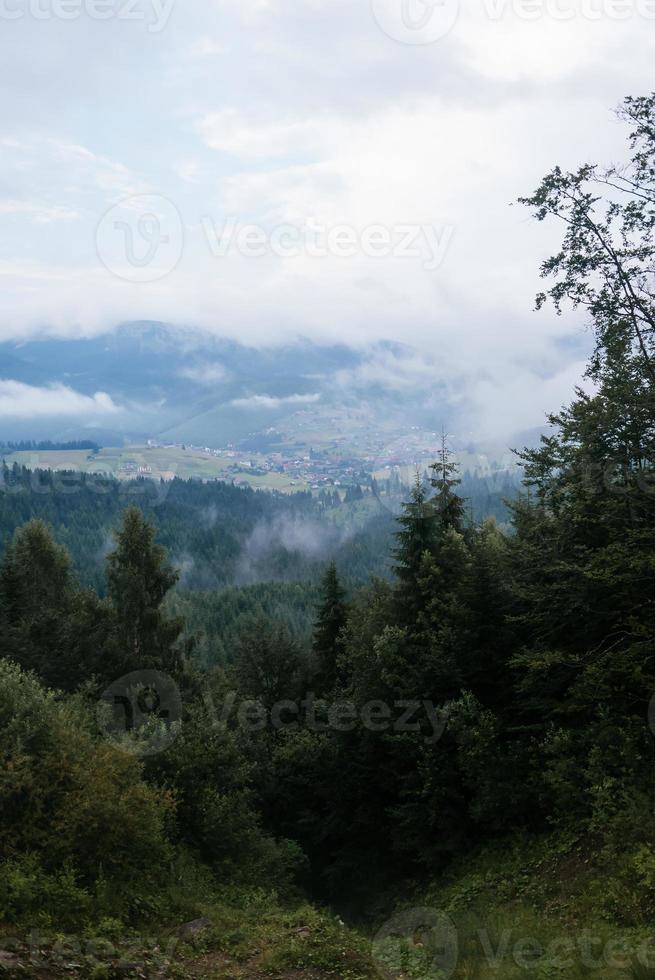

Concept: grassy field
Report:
left=2, top=446, right=314, bottom=495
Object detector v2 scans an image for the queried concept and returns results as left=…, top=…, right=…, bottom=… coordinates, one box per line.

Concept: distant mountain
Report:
left=0, top=322, right=459, bottom=450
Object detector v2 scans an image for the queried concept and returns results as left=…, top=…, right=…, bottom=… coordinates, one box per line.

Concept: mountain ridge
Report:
left=0, top=321, right=454, bottom=447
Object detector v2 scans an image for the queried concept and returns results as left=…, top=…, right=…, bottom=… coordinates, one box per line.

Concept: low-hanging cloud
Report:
left=0, top=380, right=119, bottom=419
left=180, top=362, right=227, bottom=385
left=236, top=514, right=354, bottom=584
left=229, top=393, right=321, bottom=410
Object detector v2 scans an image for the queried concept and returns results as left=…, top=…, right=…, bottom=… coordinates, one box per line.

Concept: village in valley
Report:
left=1, top=422, right=518, bottom=500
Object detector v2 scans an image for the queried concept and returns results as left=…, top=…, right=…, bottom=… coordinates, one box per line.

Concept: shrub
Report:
left=0, top=659, right=175, bottom=927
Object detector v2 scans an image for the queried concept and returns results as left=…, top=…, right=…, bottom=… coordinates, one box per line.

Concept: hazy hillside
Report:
left=0, top=322, right=517, bottom=451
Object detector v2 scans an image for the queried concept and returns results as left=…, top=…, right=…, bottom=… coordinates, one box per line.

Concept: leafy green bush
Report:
left=0, top=856, right=91, bottom=930
left=0, top=659, right=174, bottom=927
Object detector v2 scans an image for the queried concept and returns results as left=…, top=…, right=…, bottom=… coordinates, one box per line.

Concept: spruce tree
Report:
left=430, top=433, right=467, bottom=533
left=392, top=472, right=438, bottom=625
left=312, top=561, right=347, bottom=694
left=0, top=518, right=72, bottom=623
left=106, top=506, right=185, bottom=676
left=234, top=618, right=304, bottom=710
left=0, top=519, right=107, bottom=690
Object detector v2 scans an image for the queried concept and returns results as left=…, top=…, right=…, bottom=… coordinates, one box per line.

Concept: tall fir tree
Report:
left=234, top=618, right=305, bottom=710
left=392, top=472, right=438, bottom=626
left=0, top=519, right=108, bottom=689
left=312, top=561, right=347, bottom=694
left=106, top=506, right=185, bottom=676
left=430, top=432, right=467, bottom=533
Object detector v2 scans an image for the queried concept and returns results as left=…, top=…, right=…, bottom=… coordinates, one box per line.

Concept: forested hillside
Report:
left=1, top=94, right=655, bottom=979
left=0, top=469, right=395, bottom=592
left=0, top=463, right=518, bottom=666
left=0, top=464, right=518, bottom=591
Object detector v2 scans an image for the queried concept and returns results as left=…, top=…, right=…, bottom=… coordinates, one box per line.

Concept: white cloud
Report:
left=185, top=37, right=225, bottom=59
left=0, top=381, right=119, bottom=419
left=197, top=109, right=324, bottom=159
left=229, top=393, right=321, bottom=410
left=180, top=363, right=227, bottom=384
left=175, top=160, right=203, bottom=184
left=335, top=349, right=439, bottom=392
left=0, top=200, right=81, bottom=224
left=461, top=361, right=591, bottom=439
left=50, top=141, right=144, bottom=198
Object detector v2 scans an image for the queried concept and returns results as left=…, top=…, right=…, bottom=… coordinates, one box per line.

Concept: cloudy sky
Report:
left=0, top=0, right=653, bottom=433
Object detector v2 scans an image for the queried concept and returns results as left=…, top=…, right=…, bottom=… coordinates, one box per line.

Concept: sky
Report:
left=0, top=0, right=654, bottom=436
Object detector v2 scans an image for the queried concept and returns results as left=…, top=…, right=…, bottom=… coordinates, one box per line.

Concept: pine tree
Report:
left=392, top=473, right=438, bottom=625
left=235, top=618, right=304, bottom=710
left=430, top=433, right=467, bottom=533
left=392, top=452, right=472, bottom=698
left=0, top=519, right=108, bottom=689
left=106, top=506, right=185, bottom=675
left=312, top=561, right=347, bottom=694
left=0, top=519, right=72, bottom=623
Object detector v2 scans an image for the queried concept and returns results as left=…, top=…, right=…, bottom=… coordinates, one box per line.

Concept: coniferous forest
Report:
left=1, top=95, right=655, bottom=979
